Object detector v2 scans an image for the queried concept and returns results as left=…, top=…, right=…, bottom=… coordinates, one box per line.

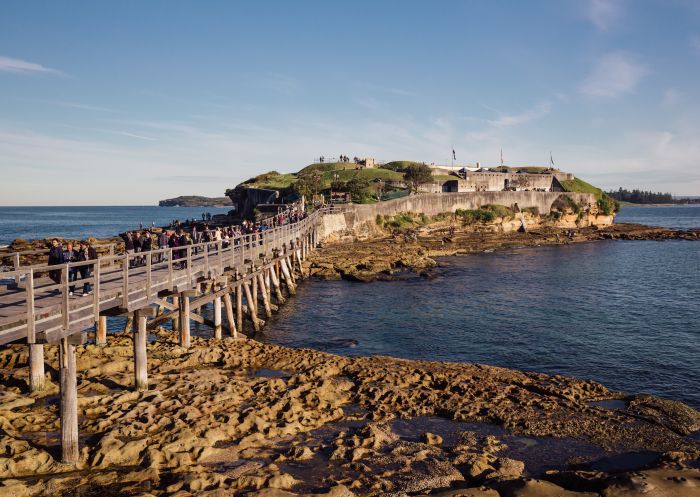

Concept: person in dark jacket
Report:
left=77, top=240, right=97, bottom=296
left=122, top=232, right=135, bottom=268
left=133, top=232, right=143, bottom=266
left=48, top=238, right=64, bottom=286
left=169, top=232, right=181, bottom=268
left=178, top=230, right=188, bottom=269
left=63, top=242, right=78, bottom=295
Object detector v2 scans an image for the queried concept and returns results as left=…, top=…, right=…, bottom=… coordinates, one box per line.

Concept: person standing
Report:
left=122, top=232, right=135, bottom=268
left=48, top=238, right=64, bottom=287
left=133, top=232, right=143, bottom=266
left=63, top=242, right=78, bottom=296
left=77, top=240, right=97, bottom=296
left=158, top=230, right=169, bottom=263
left=178, top=229, right=188, bottom=269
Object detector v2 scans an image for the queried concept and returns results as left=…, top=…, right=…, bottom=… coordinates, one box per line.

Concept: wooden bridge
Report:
left=0, top=208, right=325, bottom=463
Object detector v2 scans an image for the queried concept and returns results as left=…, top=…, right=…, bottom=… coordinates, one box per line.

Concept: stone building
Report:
left=419, top=170, right=566, bottom=193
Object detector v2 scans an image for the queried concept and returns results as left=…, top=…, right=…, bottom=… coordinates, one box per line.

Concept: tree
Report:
left=347, top=175, right=370, bottom=201
left=294, top=171, right=323, bottom=198
left=373, top=179, right=386, bottom=201
left=403, top=163, right=433, bottom=193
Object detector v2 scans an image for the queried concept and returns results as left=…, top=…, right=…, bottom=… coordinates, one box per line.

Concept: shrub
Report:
left=376, top=214, right=384, bottom=226
left=481, top=204, right=513, bottom=219
left=455, top=208, right=496, bottom=224
left=597, top=196, right=616, bottom=216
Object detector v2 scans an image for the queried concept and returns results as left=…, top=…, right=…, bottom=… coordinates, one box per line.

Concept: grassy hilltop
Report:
left=228, top=161, right=607, bottom=204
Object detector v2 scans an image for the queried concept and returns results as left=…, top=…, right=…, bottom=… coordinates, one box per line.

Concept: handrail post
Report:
left=14, top=253, right=20, bottom=286
left=62, top=266, right=70, bottom=331
left=218, top=240, right=223, bottom=273
left=122, top=254, right=129, bottom=308
left=186, top=246, right=192, bottom=285
left=93, top=259, right=101, bottom=322
left=204, top=242, right=209, bottom=275
left=167, top=248, right=173, bottom=290
left=26, top=269, right=35, bottom=343
left=146, top=252, right=152, bottom=302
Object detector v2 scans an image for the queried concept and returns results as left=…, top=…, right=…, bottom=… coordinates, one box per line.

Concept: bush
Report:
left=481, top=204, right=513, bottom=219
left=455, top=208, right=496, bottom=224
left=521, top=206, right=540, bottom=216
left=597, top=196, right=617, bottom=216
left=432, top=212, right=451, bottom=221
left=376, top=214, right=384, bottom=226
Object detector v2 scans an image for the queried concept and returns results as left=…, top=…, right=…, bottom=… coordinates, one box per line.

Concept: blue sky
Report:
left=2, top=0, right=700, bottom=205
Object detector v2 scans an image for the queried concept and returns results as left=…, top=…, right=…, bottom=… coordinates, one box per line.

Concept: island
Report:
left=158, top=195, right=232, bottom=207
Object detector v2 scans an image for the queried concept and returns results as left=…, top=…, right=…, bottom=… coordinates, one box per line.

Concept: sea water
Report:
left=263, top=205, right=700, bottom=409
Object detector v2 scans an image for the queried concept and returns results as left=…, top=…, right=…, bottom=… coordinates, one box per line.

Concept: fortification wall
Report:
left=319, top=191, right=598, bottom=239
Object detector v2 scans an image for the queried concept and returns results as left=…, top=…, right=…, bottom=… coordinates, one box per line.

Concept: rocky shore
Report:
left=306, top=222, right=700, bottom=282
left=0, top=329, right=699, bottom=497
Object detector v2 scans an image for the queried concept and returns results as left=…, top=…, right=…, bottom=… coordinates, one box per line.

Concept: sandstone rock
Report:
left=422, top=432, right=443, bottom=446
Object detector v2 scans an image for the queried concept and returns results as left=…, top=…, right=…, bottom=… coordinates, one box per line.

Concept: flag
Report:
left=550, top=152, right=555, bottom=167
left=500, top=148, right=503, bottom=167
left=452, top=149, right=456, bottom=160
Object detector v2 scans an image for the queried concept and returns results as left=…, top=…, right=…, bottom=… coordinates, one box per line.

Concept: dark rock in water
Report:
left=627, top=395, right=700, bottom=435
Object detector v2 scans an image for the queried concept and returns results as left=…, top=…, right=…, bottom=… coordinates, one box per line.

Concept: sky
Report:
left=2, top=0, right=700, bottom=205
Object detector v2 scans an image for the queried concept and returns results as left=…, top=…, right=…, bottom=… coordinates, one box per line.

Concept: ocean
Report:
left=1, top=204, right=698, bottom=409
left=0, top=206, right=232, bottom=246
left=261, top=204, right=700, bottom=409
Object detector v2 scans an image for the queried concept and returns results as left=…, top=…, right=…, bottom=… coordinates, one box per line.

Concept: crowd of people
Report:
left=46, top=205, right=308, bottom=292
left=47, top=239, right=98, bottom=296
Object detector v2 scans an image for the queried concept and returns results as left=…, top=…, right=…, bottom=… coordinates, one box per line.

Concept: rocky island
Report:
left=158, top=196, right=232, bottom=207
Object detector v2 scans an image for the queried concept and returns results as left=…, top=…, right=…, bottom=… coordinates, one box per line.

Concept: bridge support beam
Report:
left=179, top=292, right=191, bottom=348
left=172, top=295, right=180, bottom=333
left=213, top=291, right=222, bottom=340
left=257, top=273, right=272, bottom=318
left=223, top=291, right=237, bottom=338
left=96, top=315, right=107, bottom=347
left=29, top=343, right=45, bottom=392
left=133, top=309, right=151, bottom=391
left=243, top=281, right=263, bottom=332
left=59, top=337, right=79, bottom=463
left=269, top=266, right=286, bottom=304
left=280, top=258, right=296, bottom=294
left=236, top=283, right=243, bottom=332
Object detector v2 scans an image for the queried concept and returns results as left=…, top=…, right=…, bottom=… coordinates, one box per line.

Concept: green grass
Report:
left=241, top=172, right=298, bottom=190
left=380, top=160, right=423, bottom=172
left=298, top=162, right=360, bottom=174
left=321, top=168, right=404, bottom=186
left=560, top=177, right=604, bottom=199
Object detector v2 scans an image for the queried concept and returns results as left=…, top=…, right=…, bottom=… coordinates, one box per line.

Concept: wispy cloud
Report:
left=586, top=0, right=622, bottom=30
left=101, top=130, right=157, bottom=141
left=488, top=102, right=552, bottom=127
left=55, top=101, right=121, bottom=113
left=0, top=55, right=61, bottom=75
left=580, top=52, right=648, bottom=97
left=691, top=34, right=700, bottom=53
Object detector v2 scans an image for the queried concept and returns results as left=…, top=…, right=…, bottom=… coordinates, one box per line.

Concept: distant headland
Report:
left=158, top=195, right=232, bottom=207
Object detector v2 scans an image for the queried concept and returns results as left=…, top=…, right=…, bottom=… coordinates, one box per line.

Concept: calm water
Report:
left=616, top=204, right=700, bottom=229
left=0, top=206, right=231, bottom=246
left=263, top=206, right=700, bottom=409
left=2, top=204, right=698, bottom=409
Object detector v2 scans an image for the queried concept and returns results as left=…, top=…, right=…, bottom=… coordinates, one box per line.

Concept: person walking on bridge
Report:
left=77, top=240, right=97, bottom=296
left=48, top=238, right=64, bottom=287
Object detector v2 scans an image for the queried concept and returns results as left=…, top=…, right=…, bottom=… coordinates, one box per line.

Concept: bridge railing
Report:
left=0, top=209, right=324, bottom=345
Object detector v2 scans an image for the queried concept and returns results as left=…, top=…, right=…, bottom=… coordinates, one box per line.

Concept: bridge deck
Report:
left=0, top=214, right=319, bottom=346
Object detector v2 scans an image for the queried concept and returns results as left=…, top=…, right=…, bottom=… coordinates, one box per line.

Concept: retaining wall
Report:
left=319, top=191, right=597, bottom=239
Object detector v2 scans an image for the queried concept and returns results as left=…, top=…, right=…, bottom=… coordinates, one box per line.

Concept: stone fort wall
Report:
left=318, top=191, right=598, bottom=239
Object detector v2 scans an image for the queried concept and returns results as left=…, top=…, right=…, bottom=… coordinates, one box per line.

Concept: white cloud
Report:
left=586, top=0, right=622, bottom=30
left=488, top=102, right=551, bottom=127
left=0, top=55, right=60, bottom=74
left=580, top=52, right=648, bottom=97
